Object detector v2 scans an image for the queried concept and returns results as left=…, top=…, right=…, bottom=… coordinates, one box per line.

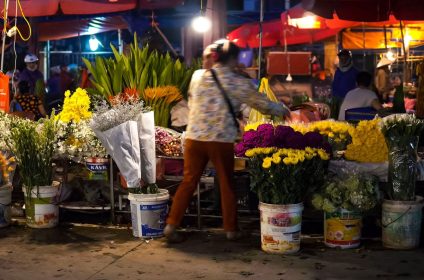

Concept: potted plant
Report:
left=0, top=151, right=16, bottom=228
left=7, top=116, right=60, bottom=228
left=312, top=172, right=380, bottom=249
left=237, top=123, right=330, bottom=254
left=380, top=114, right=424, bottom=249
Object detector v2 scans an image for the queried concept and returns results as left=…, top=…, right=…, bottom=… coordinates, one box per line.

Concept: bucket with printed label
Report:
left=85, top=157, right=109, bottom=181
left=382, top=196, right=424, bottom=249
left=324, top=209, right=362, bottom=249
left=22, top=183, right=60, bottom=228
left=0, top=184, right=12, bottom=228
left=128, top=189, right=169, bottom=238
left=259, top=202, right=303, bottom=254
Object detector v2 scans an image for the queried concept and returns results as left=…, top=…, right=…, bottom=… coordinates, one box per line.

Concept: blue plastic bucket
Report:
left=382, top=196, right=424, bottom=249
left=128, top=189, right=169, bottom=238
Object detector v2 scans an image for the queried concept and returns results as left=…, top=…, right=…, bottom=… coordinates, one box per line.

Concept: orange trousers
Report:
left=166, top=139, right=237, bottom=232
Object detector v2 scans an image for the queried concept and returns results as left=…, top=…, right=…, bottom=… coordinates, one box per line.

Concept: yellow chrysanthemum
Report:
left=262, top=157, right=272, bottom=169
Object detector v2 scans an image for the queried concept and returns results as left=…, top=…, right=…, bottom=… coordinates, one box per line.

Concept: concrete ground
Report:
left=1, top=222, right=424, bottom=280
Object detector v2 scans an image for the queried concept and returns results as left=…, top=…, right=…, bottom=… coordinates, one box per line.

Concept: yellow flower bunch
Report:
left=142, top=86, right=182, bottom=127
left=56, top=88, right=92, bottom=123
left=290, top=120, right=352, bottom=138
left=261, top=147, right=330, bottom=168
left=245, top=147, right=277, bottom=157
left=345, top=119, right=388, bottom=163
left=0, top=153, right=15, bottom=184
left=244, top=122, right=264, bottom=131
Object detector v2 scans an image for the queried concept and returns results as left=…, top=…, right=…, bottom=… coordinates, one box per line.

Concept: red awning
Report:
left=0, top=0, right=183, bottom=17
left=36, top=16, right=128, bottom=41
left=227, top=5, right=356, bottom=48
left=302, top=0, right=424, bottom=22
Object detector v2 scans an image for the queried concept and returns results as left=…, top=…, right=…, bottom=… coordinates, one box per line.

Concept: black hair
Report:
left=18, top=80, right=30, bottom=94
left=356, top=71, right=372, bottom=87
left=214, top=41, right=240, bottom=64
left=269, top=75, right=286, bottom=86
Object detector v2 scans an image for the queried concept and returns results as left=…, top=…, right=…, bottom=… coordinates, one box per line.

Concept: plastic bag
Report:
left=155, top=127, right=182, bottom=157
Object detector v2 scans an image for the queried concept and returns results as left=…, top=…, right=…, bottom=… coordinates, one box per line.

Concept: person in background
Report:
left=19, top=54, right=44, bottom=95
left=375, top=57, right=394, bottom=103
left=331, top=49, right=359, bottom=118
left=338, top=71, right=382, bottom=120
left=13, top=80, right=46, bottom=120
left=46, top=66, right=64, bottom=114
left=164, top=39, right=290, bottom=243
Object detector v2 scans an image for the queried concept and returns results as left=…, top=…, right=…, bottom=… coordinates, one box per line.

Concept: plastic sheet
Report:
left=386, top=136, right=419, bottom=201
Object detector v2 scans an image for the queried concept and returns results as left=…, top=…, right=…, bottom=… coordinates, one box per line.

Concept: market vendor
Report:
left=164, top=39, right=290, bottom=243
left=332, top=49, right=359, bottom=117
left=338, top=71, right=382, bottom=120
left=375, top=57, right=394, bottom=103
left=12, top=80, right=46, bottom=120
left=19, top=54, right=44, bottom=95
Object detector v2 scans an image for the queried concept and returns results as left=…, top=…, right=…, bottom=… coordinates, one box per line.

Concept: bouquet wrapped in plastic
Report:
left=155, top=127, right=182, bottom=157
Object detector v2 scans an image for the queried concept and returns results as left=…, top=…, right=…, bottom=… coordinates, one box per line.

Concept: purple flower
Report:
left=256, top=124, right=275, bottom=147
left=304, top=131, right=324, bottom=148
left=235, top=142, right=246, bottom=157
left=274, top=125, right=295, bottom=148
left=285, top=131, right=307, bottom=150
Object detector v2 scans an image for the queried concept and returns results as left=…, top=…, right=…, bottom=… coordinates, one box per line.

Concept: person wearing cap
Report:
left=331, top=49, right=359, bottom=117
left=375, top=57, right=394, bottom=103
left=164, top=39, right=290, bottom=243
left=19, top=53, right=44, bottom=95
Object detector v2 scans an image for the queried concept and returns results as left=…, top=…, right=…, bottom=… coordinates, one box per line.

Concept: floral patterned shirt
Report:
left=186, top=66, right=289, bottom=143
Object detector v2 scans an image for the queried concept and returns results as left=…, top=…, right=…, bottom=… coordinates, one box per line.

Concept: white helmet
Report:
left=24, top=54, right=38, bottom=63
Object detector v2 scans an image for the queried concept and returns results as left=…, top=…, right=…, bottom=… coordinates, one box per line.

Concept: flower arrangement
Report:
left=142, top=86, right=183, bottom=127
left=345, top=119, right=388, bottom=163
left=0, top=151, right=15, bottom=185
left=247, top=146, right=329, bottom=204
left=235, top=123, right=331, bottom=157
left=0, top=111, right=12, bottom=149
left=380, top=114, right=424, bottom=201
left=312, top=172, right=380, bottom=213
left=238, top=123, right=330, bottom=204
left=55, top=88, right=107, bottom=162
left=7, top=116, right=57, bottom=189
left=290, top=120, right=352, bottom=153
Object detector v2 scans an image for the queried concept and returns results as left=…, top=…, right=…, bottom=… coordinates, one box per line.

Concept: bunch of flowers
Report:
left=380, top=114, right=424, bottom=138
left=141, top=86, right=183, bottom=127
left=0, top=151, right=15, bottom=185
left=235, top=123, right=331, bottom=157
left=155, top=127, right=182, bottom=157
left=290, top=120, right=352, bottom=152
left=55, top=88, right=107, bottom=162
left=312, top=172, right=380, bottom=213
left=0, top=111, right=12, bottom=148
left=247, top=146, right=329, bottom=204
left=345, top=119, right=388, bottom=163
left=90, top=97, right=147, bottom=132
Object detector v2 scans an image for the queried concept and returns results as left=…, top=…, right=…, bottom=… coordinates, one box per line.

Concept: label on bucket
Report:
left=85, top=158, right=109, bottom=181
left=131, top=199, right=169, bottom=238
left=260, top=208, right=302, bottom=254
left=324, top=211, right=361, bottom=248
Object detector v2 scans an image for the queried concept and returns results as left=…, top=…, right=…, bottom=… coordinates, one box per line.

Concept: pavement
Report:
left=1, top=221, right=424, bottom=280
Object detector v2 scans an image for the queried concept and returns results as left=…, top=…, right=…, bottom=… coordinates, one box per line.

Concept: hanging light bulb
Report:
left=191, top=0, right=211, bottom=33
left=286, top=74, right=293, bottom=82
left=89, top=35, right=100, bottom=51
left=192, top=15, right=211, bottom=33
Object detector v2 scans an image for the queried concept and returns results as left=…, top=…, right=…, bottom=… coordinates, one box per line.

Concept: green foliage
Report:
left=83, top=33, right=199, bottom=101
left=249, top=155, right=327, bottom=205
left=312, top=173, right=380, bottom=212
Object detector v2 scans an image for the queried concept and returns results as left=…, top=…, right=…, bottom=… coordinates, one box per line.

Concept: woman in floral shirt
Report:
left=165, top=39, right=290, bottom=242
left=14, top=80, right=47, bottom=120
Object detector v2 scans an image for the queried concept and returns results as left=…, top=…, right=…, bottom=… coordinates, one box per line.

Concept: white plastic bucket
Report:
left=259, top=202, right=304, bottom=254
left=22, top=184, right=60, bottom=228
left=324, top=209, right=362, bottom=249
left=382, top=196, right=424, bottom=249
left=128, top=189, right=169, bottom=238
left=0, top=184, right=12, bottom=228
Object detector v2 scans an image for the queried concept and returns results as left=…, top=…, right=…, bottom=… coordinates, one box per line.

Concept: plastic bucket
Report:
left=128, top=189, right=169, bottom=238
left=324, top=209, right=362, bottom=249
left=259, top=202, right=303, bottom=254
left=0, top=184, right=12, bottom=228
left=22, top=184, right=60, bottom=228
left=382, top=196, right=424, bottom=249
